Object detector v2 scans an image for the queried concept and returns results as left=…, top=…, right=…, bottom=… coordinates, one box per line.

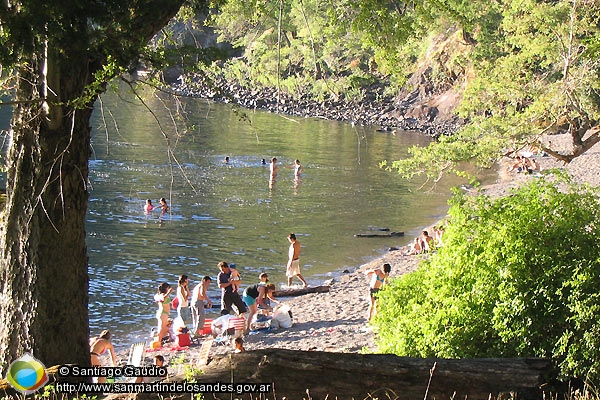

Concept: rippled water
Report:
left=4, top=87, right=467, bottom=348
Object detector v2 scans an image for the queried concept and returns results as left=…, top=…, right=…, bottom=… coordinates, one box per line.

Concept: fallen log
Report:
left=354, top=231, right=404, bottom=238
left=189, top=349, right=554, bottom=400
left=272, top=285, right=330, bottom=297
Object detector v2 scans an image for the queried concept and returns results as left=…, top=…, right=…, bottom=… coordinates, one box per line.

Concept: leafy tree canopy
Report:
left=380, top=0, right=600, bottom=180
left=204, top=0, right=600, bottom=178
left=373, top=173, right=600, bottom=381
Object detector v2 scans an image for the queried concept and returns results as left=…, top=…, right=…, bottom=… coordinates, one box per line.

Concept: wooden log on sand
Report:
left=185, top=349, right=554, bottom=400
left=273, top=285, right=330, bottom=297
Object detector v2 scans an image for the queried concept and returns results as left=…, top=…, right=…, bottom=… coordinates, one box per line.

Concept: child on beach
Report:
left=234, top=337, right=245, bottom=353
left=229, top=263, right=242, bottom=292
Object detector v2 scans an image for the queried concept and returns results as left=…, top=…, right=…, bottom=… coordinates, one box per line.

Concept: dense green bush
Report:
left=374, top=174, right=600, bottom=382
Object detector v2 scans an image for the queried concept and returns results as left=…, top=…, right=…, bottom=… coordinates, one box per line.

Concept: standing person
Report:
left=242, top=283, right=277, bottom=331
left=292, top=159, right=302, bottom=177
left=269, top=157, right=278, bottom=176
left=159, top=197, right=169, bottom=218
left=365, top=263, right=391, bottom=321
left=154, top=282, right=172, bottom=343
left=90, top=330, right=117, bottom=383
left=191, top=276, right=213, bottom=336
left=217, top=261, right=248, bottom=316
left=269, top=157, right=278, bottom=190
left=286, top=233, right=308, bottom=287
left=176, top=275, right=191, bottom=323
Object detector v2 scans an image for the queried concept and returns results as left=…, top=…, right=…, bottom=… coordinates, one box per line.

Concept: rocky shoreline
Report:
left=168, top=73, right=464, bottom=137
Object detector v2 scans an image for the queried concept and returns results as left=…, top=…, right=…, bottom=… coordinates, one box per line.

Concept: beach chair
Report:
left=214, top=316, right=245, bottom=345
left=126, top=341, right=146, bottom=367
left=196, top=337, right=214, bottom=366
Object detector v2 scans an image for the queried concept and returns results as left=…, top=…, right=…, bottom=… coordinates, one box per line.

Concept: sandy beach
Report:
left=105, top=132, right=599, bottom=378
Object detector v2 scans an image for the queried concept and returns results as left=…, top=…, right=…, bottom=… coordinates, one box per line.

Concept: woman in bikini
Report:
left=90, top=330, right=117, bottom=383
left=154, top=282, right=173, bottom=343
left=365, top=263, right=391, bottom=322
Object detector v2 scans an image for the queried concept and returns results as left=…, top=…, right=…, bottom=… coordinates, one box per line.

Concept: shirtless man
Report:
left=366, top=263, right=391, bottom=321
left=286, top=233, right=307, bottom=287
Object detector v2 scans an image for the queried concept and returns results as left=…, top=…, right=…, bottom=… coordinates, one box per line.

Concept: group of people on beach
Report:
left=153, top=232, right=308, bottom=345
left=403, top=228, right=444, bottom=256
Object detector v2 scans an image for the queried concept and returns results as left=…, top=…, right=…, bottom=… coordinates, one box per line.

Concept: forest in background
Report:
left=1, top=0, right=600, bottom=392
left=156, top=0, right=599, bottom=182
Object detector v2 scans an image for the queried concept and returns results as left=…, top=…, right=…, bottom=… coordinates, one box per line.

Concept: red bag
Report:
left=175, top=333, right=190, bottom=347
left=171, top=297, right=179, bottom=309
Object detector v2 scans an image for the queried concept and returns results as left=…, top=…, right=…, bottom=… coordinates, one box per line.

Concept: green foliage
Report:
left=387, top=0, right=600, bottom=180
left=373, top=174, right=600, bottom=381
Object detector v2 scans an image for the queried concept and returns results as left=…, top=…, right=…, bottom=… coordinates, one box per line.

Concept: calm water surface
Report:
left=4, top=87, right=466, bottom=349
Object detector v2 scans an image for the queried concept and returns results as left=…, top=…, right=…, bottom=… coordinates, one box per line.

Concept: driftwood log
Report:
left=354, top=231, right=404, bottom=238
left=272, top=285, right=330, bottom=297
left=0, top=351, right=556, bottom=400
left=190, top=349, right=554, bottom=400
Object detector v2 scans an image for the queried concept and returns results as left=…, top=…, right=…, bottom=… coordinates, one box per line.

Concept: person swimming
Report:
left=145, top=199, right=154, bottom=214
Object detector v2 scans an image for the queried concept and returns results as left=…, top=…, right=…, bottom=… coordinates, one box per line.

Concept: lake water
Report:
left=3, top=86, right=466, bottom=349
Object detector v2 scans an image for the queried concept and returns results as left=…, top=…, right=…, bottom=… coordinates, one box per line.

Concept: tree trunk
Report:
left=0, top=0, right=189, bottom=376
left=188, top=349, right=554, bottom=400
left=0, top=54, right=93, bottom=371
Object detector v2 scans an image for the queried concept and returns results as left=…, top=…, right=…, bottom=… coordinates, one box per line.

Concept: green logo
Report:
left=5, top=353, right=49, bottom=394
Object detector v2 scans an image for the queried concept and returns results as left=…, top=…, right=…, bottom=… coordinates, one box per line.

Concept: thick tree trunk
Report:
left=189, top=349, right=554, bottom=400
left=0, top=0, right=189, bottom=376
left=0, top=55, right=93, bottom=372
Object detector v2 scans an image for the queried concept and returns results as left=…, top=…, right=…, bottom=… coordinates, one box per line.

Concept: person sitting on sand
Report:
left=90, top=330, right=117, bottom=383
left=523, top=157, right=539, bottom=174
left=234, top=337, right=245, bottom=353
left=420, top=230, right=434, bottom=252
left=135, top=355, right=166, bottom=383
left=404, top=237, right=424, bottom=255
left=365, top=263, right=391, bottom=321
left=211, top=309, right=234, bottom=338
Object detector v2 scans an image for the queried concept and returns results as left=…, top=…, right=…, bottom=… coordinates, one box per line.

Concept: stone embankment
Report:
left=170, top=73, right=464, bottom=137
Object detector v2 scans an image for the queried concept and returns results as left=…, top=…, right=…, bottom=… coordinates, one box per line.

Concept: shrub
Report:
left=374, top=174, right=600, bottom=382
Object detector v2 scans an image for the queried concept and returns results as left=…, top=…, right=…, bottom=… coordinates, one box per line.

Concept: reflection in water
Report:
left=85, top=89, right=466, bottom=347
